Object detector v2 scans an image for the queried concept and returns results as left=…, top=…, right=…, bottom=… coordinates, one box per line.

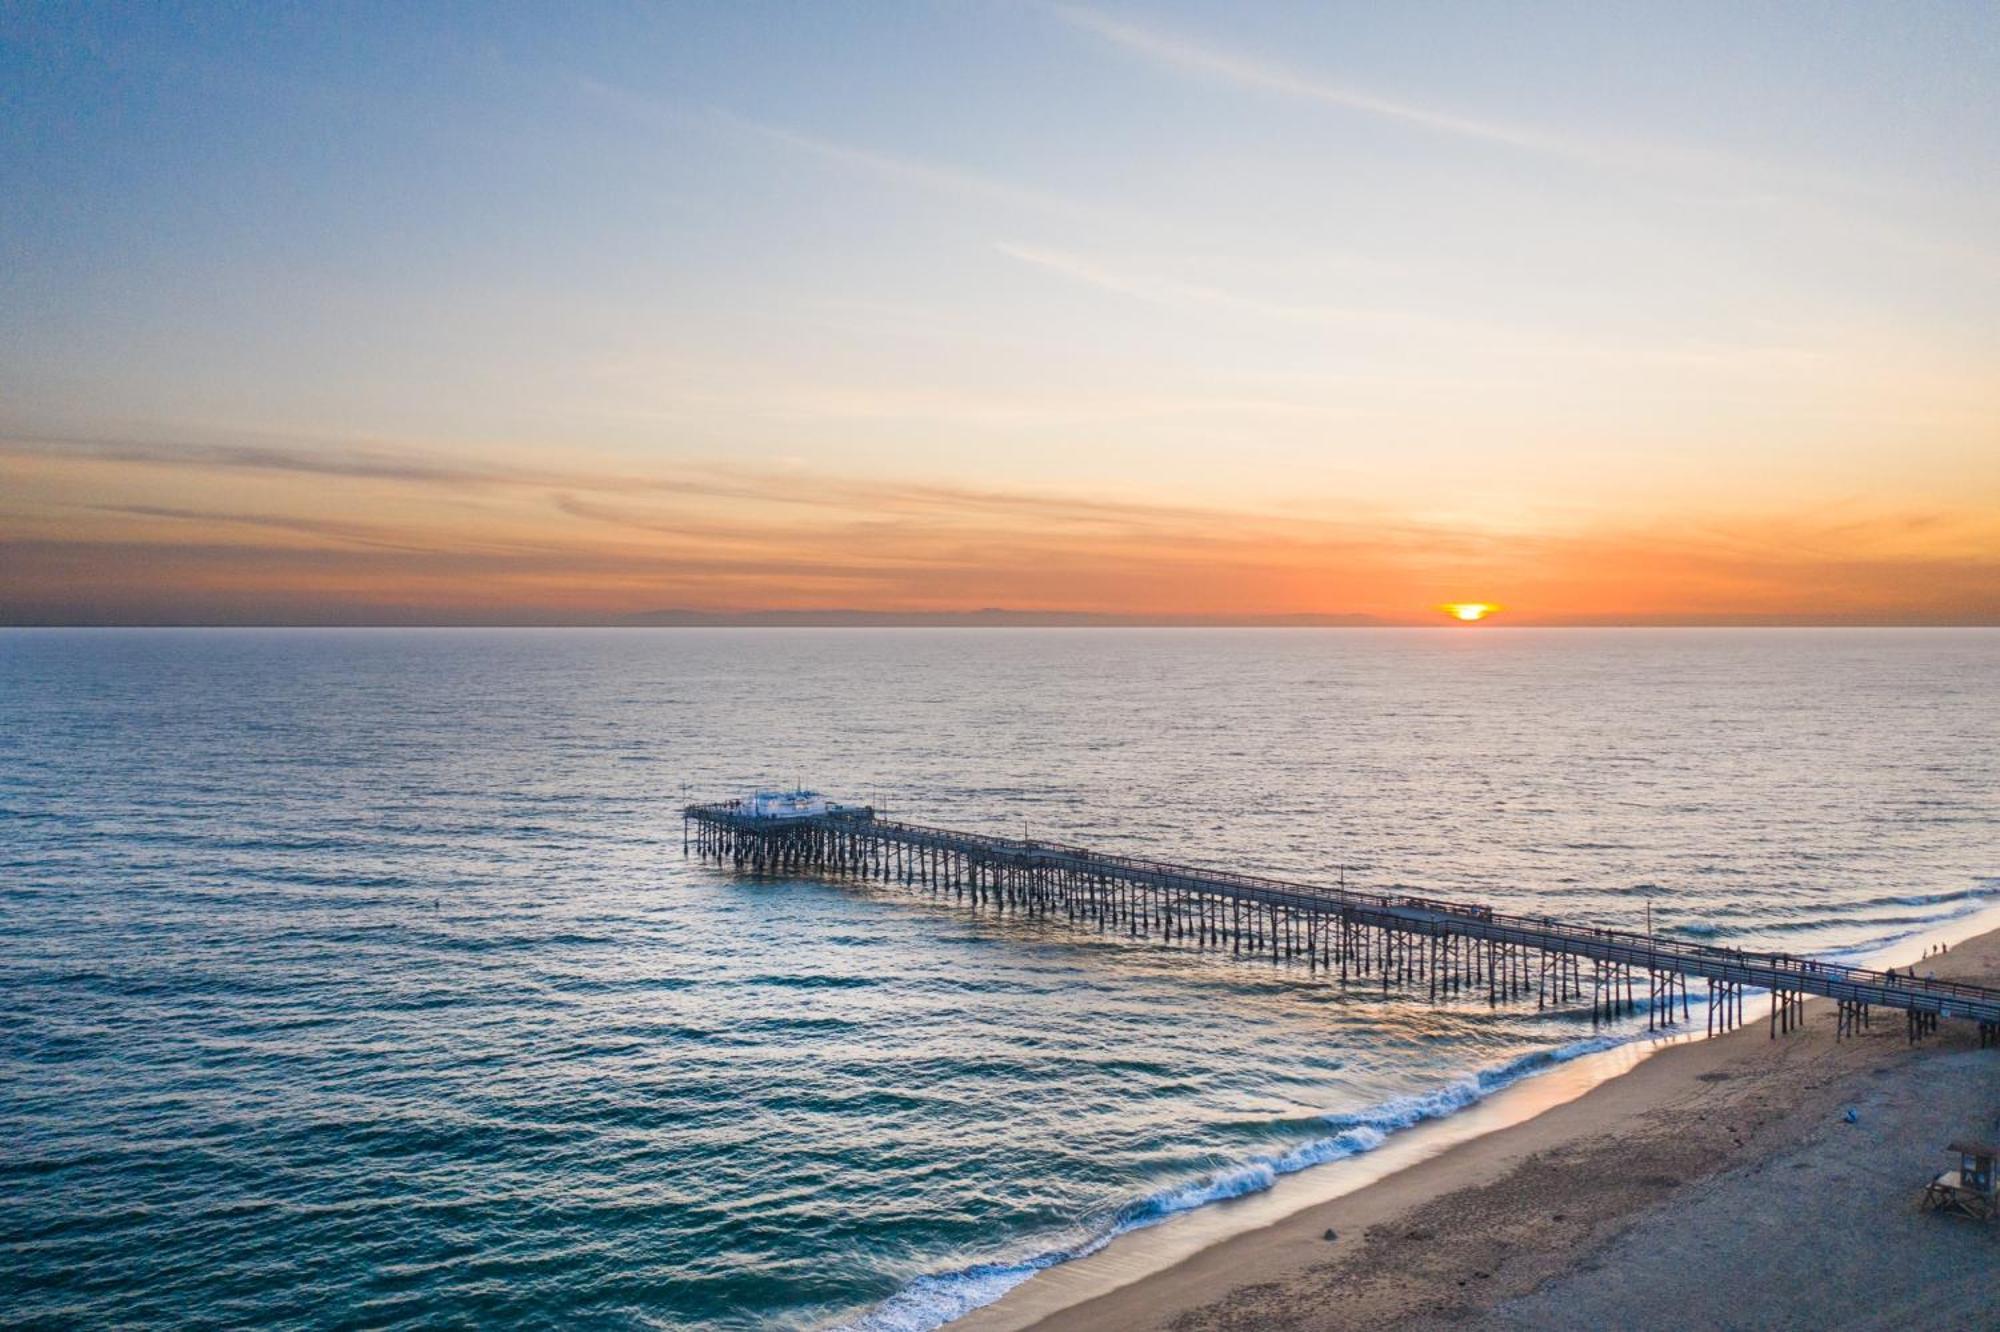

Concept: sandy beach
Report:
left=985, top=923, right=2000, bottom=1332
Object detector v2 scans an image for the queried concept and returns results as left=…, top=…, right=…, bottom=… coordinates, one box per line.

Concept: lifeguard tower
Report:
left=1921, top=1141, right=1998, bottom=1221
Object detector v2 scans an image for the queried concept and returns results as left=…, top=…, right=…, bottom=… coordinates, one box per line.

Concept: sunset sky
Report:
left=3, top=2, right=1996, bottom=625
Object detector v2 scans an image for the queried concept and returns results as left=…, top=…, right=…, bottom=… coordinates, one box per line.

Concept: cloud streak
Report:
left=1049, top=3, right=1781, bottom=185
left=710, top=108, right=1109, bottom=221
left=572, top=71, right=1108, bottom=223
left=0, top=433, right=1223, bottom=529
left=1052, top=5, right=1601, bottom=159
left=3, top=431, right=1995, bottom=626
left=16, top=435, right=514, bottom=486
left=995, top=241, right=1375, bottom=323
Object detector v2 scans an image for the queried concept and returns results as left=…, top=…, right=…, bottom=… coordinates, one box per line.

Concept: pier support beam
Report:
left=681, top=803, right=2000, bottom=1045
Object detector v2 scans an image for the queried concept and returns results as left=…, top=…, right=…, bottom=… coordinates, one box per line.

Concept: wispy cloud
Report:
left=1, top=432, right=1242, bottom=530
left=709, top=108, right=1108, bottom=220
left=1049, top=3, right=1779, bottom=185
left=1051, top=4, right=1600, bottom=159
left=14, top=435, right=513, bottom=486
left=578, top=68, right=1103, bottom=223
left=89, top=504, right=442, bottom=553
left=5, top=431, right=1996, bottom=625
left=85, top=503, right=563, bottom=557
left=1000, top=235, right=1456, bottom=328
left=995, top=241, right=1375, bottom=323
left=991, top=241, right=1820, bottom=365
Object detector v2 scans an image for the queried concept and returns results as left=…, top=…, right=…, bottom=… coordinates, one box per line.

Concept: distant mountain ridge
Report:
left=624, top=608, right=1393, bottom=627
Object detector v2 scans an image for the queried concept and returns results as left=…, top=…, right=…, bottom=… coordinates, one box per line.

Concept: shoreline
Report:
left=954, top=904, right=2000, bottom=1332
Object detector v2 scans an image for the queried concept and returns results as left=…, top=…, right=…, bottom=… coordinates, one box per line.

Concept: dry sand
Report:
left=1004, top=926, right=2000, bottom=1332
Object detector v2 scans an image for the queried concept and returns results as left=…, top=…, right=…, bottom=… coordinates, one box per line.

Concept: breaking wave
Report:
left=841, top=1034, right=1626, bottom=1332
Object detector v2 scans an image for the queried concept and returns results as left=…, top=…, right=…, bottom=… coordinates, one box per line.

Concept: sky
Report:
left=2, top=1, right=1996, bottom=625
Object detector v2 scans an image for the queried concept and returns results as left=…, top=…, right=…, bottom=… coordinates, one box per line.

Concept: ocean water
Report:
left=3, top=627, right=1996, bottom=1330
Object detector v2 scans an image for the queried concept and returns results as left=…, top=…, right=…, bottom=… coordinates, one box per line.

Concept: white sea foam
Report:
left=839, top=1031, right=1629, bottom=1332
left=845, top=1261, right=1053, bottom=1332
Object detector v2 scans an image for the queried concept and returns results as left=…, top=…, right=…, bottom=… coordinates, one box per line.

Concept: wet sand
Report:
left=982, top=922, right=2000, bottom=1332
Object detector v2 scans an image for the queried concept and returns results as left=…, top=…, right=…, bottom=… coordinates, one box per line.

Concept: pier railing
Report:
left=684, top=800, right=2000, bottom=1038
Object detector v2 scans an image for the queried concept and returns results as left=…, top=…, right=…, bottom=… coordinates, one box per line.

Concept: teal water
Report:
left=3, top=629, right=1996, bottom=1329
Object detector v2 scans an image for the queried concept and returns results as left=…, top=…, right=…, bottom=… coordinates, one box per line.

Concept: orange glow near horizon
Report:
left=1441, top=603, right=1498, bottom=623
left=0, top=441, right=1996, bottom=626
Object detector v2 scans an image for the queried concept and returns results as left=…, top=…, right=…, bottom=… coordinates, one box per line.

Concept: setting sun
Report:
left=1441, top=603, right=1499, bottom=623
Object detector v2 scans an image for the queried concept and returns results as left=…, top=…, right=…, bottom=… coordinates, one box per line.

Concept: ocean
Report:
left=3, top=628, right=1995, bottom=1329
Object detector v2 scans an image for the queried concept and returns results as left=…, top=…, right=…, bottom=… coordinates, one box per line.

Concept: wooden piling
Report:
left=683, top=802, right=2000, bottom=1043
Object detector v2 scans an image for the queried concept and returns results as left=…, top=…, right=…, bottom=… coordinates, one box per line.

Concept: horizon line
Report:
left=6, top=617, right=1998, bottom=631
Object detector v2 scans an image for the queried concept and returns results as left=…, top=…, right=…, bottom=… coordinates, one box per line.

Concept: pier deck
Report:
left=684, top=800, right=2000, bottom=1044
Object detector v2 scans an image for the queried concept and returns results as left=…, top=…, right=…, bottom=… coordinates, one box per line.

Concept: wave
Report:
left=1666, top=881, right=1998, bottom=950
left=1812, top=886, right=2000, bottom=963
left=838, top=1034, right=1624, bottom=1332
left=841, top=1257, right=1067, bottom=1332
left=741, top=974, right=882, bottom=990
left=1865, top=885, right=1995, bottom=908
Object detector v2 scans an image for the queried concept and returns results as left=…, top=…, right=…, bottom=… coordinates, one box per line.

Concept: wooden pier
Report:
left=684, top=799, right=2000, bottom=1045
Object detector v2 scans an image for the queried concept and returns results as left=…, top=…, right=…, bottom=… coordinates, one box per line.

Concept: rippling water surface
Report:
left=4, top=628, right=1996, bottom=1329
